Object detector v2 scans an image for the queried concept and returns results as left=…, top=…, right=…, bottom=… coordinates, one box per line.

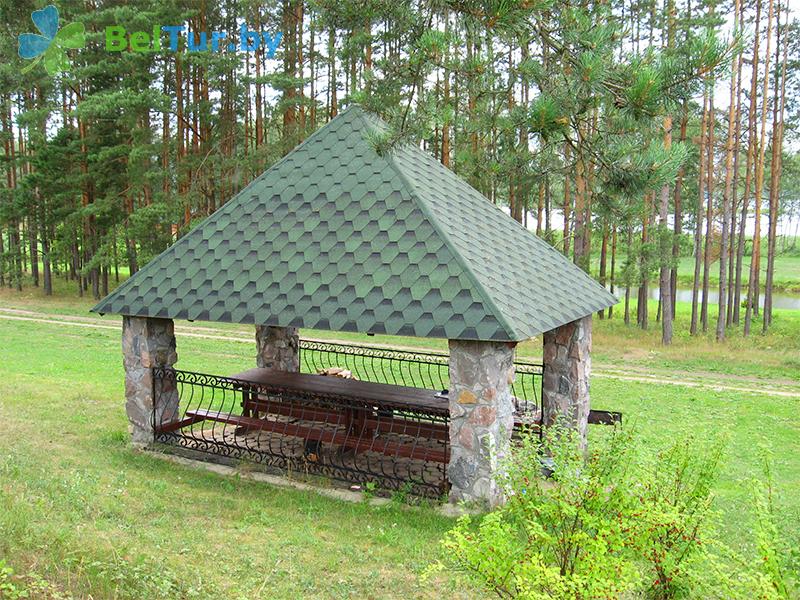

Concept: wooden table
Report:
left=165, top=367, right=617, bottom=469
left=183, top=368, right=450, bottom=463
left=231, top=368, right=447, bottom=413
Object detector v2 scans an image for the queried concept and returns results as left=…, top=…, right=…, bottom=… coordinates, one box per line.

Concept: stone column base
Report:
left=447, top=340, right=516, bottom=508
left=542, top=315, right=592, bottom=448
left=255, top=325, right=300, bottom=371
left=122, top=316, right=178, bottom=444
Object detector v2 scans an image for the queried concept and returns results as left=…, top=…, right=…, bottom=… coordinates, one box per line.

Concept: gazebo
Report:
left=93, top=105, right=616, bottom=506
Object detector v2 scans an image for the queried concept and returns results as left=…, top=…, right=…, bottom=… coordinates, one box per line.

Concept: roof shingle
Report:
left=92, top=105, right=617, bottom=341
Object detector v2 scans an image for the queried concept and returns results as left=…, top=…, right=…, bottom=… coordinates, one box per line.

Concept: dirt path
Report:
left=1, top=306, right=798, bottom=399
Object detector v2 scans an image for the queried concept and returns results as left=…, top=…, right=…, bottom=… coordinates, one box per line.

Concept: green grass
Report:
left=0, top=284, right=799, bottom=597
left=589, top=298, right=800, bottom=382
left=0, top=315, right=478, bottom=599
left=587, top=250, right=800, bottom=293
left=669, top=254, right=800, bottom=293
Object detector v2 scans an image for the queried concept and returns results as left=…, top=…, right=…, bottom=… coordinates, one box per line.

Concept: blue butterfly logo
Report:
left=18, top=5, right=85, bottom=75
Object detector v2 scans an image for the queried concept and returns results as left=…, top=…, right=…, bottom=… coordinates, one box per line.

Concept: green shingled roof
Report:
left=92, top=105, right=616, bottom=341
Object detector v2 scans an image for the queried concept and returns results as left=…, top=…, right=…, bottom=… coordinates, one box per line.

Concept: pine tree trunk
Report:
left=718, top=0, right=739, bottom=341
left=598, top=221, right=608, bottom=319
left=690, top=92, right=707, bottom=335
left=29, top=216, right=38, bottom=287
left=10, top=226, right=22, bottom=291
left=544, top=173, right=552, bottom=240
left=255, top=9, right=264, bottom=149
left=441, top=68, right=451, bottom=168
left=282, top=0, right=298, bottom=152
left=624, top=225, right=632, bottom=325
left=563, top=143, right=571, bottom=256
left=536, top=181, right=544, bottom=236
left=176, top=53, right=188, bottom=226
left=573, top=131, right=590, bottom=272
left=727, top=17, right=744, bottom=327
left=126, top=234, right=138, bottom=276
left=763, top=0, right=787, bottom=332
left=659, top=115, right=673, bottom=344
left=608, top=226, right=617, bottom=319
left=659, top=0, right=676, bottom=339
left=639, top=193, right=651, bottom=331
left=701, top=87, right=715, bottom=333
left=734, top=0, right=761, bottom=326
left=28, top=87, right=40, bottom=287
left=35, top=186, right=52, bottom=296
left=328, top=28, right=337, bottom=118
left=309, top=10, right=317, bottom=127
left=745, top=0, right=774, bottom=335
left=671, top=102, right=688, bottom=320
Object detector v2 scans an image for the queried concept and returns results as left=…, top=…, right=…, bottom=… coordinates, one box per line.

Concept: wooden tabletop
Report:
left=228, top=368, right=448, bottom=414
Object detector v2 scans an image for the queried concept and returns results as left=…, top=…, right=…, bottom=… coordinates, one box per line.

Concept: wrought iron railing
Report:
left=298, top=339, right=543, bottom=420
left=152, top=366, right=449, bottom=498
left=299, top=340, right=450, bottom=389
left=151, top=339, right=544, bottom=498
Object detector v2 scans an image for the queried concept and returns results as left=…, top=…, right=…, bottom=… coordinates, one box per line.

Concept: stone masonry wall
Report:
left=122, top=316, right=178, bottom=445
left=542, top=315, right=592, bottom=448
left=255, top=325, right=300, bottom=371
left=447, top=340, right=516, bottom=507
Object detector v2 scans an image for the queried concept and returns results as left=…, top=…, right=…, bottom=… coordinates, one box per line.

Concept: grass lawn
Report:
left=589, top=299, right=800, bottom=382
left=669, top=254, right=800, bottom=293
left=0, top=314, right=478, bottom=599
left=0, top=285, right=799, bottom=597
left=583, top=242, right=800, bottom=293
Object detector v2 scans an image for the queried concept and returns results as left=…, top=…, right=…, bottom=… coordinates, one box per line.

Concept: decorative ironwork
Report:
left=299, top=338, right=543, bottom=420
left=153, top=366, right=450, bottom=498
left=152, top=340, right=545, bottom=498
left=299, top=340, right=449, bottom=389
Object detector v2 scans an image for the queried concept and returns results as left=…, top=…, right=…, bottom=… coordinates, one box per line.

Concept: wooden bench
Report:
left=182, top=407, right=449, bottom=463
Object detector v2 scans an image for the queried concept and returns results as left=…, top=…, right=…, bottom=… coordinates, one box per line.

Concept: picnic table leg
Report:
left=345, top=404, right=376, bottom=453
left=235, top=389, right=254, bottom=435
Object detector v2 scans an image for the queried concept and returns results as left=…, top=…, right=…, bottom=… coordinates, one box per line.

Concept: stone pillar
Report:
left=447, top=340, right=516, bottom=507
left=542, top=315, right=592, bottom=447
left=255, top=325, right=300, bottom=371
left=122, top=316, right=178, bottom=445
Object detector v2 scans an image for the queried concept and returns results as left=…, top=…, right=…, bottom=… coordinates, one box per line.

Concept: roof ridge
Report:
left=364, top=116, right=519, bottom=340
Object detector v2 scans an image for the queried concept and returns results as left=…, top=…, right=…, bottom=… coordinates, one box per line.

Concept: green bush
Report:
left=439, top=426, right=640, bottom=598
left=435, top=426, right=796, bottom=599
left=749, top=449, right=797, bottom=597
left=628, top=434, right=724, bottom=598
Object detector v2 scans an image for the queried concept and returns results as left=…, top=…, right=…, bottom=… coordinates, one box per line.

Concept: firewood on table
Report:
left=317, top=367, right=357, bottom=380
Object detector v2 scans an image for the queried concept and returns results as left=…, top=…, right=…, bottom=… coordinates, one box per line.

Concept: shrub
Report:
left=435, top=425, right=795, bottom=599
left=628, top=434, right=725, bottom=599
left=439, top=426, right=640, bottom=598
left=750, top=449, right=797, bottom=598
